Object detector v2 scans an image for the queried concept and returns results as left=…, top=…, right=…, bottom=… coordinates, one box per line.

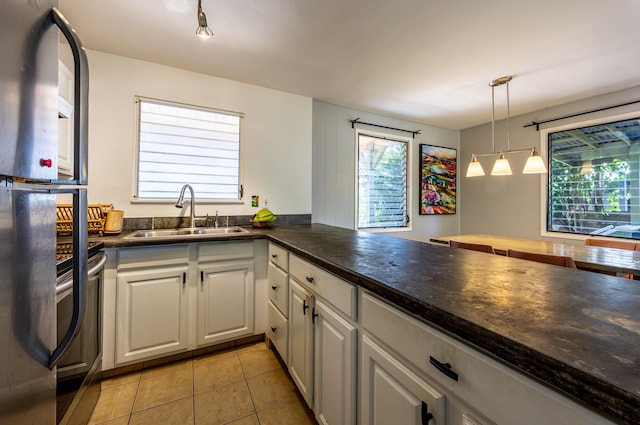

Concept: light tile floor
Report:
left=89, top=342, right=317, bottom=425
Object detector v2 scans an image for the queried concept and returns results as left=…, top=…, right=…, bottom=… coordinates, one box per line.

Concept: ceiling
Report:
left=58, top=0, right=640, bottom=130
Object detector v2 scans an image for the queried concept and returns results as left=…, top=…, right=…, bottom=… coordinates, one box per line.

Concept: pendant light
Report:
left=490, top=76, right=513, bottom=176
left=196, top=0, right=213, bottom=38
left=491, top=152, right=513, bottom=175
left=523, top=148, right=548, bottom=174
left=465, top=75, right=548, bottom=177
left=466, top=154, right=485, bottom=177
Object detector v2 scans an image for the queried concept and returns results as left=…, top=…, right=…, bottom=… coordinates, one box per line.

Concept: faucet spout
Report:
left=175, top=184, right=197, bottom=229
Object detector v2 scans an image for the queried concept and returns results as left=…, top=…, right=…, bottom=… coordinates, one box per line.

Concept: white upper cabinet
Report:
left=57, top=60, right=73, bottom=177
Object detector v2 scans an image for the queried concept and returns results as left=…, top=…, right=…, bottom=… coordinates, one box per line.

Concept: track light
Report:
left=196, top=0, right=213, bottom=38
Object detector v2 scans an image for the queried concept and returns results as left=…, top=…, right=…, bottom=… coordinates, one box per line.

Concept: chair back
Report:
left=506, top=249, right=577, bottom=269
left=449, top=240, right=495, bottom=254
left=584, top=238, right=637, bottom=251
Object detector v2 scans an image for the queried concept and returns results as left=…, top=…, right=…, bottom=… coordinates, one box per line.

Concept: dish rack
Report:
left=56, top=204, right=113, bottom=236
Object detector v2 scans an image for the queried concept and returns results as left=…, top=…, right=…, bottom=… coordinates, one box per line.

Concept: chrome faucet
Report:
left=175, top=184, right=205, bottom=229
left=214, top=210, right=219, bottom=228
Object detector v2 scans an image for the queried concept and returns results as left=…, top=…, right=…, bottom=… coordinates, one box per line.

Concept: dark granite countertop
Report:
left=98, top=224, right=640, bottom=424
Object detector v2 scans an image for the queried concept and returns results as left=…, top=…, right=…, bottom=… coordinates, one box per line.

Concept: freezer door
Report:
left=0, top=186, right=57, bottom=423
left=0, top=0, right=59, bottom=180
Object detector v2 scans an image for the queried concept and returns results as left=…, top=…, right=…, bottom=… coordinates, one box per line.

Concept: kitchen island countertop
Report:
left=99, top=223, right=640, bottom=424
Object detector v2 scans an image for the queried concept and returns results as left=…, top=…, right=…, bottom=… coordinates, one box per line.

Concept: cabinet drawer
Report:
left=198, top=241, right=254, bottom=261
left=268, top=242, right=289, bottom=271
left=290, top=254, right=356, bottom=320
left=267, top=300, right=288, bottom=364
left=361, top=292, right=615, bottom=425
left=117, top=245, right=190, bottom=270
left=268, top=262, right=289, bottom=317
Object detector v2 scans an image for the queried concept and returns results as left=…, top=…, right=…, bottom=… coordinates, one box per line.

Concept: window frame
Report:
left=540, top=110, right=640, bottom=241
left=354, top=128, right=412, bottom=232
left=132, top=96, right=245, bottom=204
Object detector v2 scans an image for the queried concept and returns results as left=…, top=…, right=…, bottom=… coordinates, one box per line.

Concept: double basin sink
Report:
left=125, top=226, right=250, bottom=239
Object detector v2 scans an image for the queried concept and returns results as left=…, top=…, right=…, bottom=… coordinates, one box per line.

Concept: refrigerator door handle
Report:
left=50, top=7, right=89, bottom=185
left=49, top=190, right=89, bottom=369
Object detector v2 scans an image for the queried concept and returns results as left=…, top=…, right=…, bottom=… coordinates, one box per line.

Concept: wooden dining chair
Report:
left=449, top=240, right=496, bottom=254
left=506, top=249, right=577, bottom=269
left=584, top=238, right=637, bottom=251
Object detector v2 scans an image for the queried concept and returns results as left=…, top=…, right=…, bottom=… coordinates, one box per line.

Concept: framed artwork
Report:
left=419, top=144, right=456, bottom=214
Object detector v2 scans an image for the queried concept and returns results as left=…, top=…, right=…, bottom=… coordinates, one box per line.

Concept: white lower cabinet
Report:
left=113, top=242, right=256, bottom=366
left=362, top=334, right=445, bottom=425
left=313, top=299, right=357, bottom=425
left=116, top=264, right=189, bottom=364
left=361, top=291, right=616, bottom=425
left=267, top=242, right=290, bottom=362
left=287, top=254, right=358, bottom=425
left=288, top=278, right=315, bottom=407
left=197, top=259, right=254, bottom=346
left=267, top=300, right=288, bottom=363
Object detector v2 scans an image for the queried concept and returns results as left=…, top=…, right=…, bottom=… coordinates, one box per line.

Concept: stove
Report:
left=56, top=240, right=104, bottom=276
left=55, top=239, right=105, bottom=425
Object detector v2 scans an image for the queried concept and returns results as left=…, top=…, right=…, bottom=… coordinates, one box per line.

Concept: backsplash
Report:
left=122, top=214, right=311, bottom=231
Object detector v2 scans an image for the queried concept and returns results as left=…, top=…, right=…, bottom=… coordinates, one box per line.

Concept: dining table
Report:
left=429, top=234, right=640, bottom=278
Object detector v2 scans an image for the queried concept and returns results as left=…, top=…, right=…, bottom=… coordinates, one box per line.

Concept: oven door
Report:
left=56, top=251, right=106, bottom=425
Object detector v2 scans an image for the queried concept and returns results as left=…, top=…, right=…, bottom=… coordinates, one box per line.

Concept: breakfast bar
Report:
left=103, top=224, right=640, bottom=424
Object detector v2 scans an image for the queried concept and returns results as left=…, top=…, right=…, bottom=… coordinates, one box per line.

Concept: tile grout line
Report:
left=236, top=347, right=262, bottom=424
left=192, top=353, right=196, bottom=425
left=127, top=372, right=141, bottom=425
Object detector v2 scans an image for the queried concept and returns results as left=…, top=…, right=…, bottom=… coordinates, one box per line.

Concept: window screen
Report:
left=136, top=98, right=242, bottom=200
left=547, top=116, right=640, bottom=239
left=357, top=133, right=408, bottom=229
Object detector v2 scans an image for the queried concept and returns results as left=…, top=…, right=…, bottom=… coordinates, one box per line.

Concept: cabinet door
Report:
left=116, top=266, right=189, bottom=365
left=197, top=260, right=254, bottom=346
left=361, top=335, right=445, bottom=425
left=288, top=278, right=314, bottom=407
left=313, top=300, right=357, bottom=425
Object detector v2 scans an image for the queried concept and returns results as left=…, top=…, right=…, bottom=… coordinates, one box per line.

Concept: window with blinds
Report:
left=357, top=132, right=409, bottom=229
left=547, top=116, right=640, bottom=239
left=135, top=98, right=243, bottom=200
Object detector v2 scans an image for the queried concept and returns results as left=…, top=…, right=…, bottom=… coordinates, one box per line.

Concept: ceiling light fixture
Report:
left=466, top=75, right=547, bottom=177
left=196, top=0, right=213, bottom=38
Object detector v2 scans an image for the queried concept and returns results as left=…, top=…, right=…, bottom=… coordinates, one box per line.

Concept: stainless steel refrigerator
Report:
left=0, top=1, right=90, bottom=423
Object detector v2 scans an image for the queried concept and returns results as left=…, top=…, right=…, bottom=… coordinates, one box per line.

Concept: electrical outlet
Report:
left=264, top=198, right=269, bottom=207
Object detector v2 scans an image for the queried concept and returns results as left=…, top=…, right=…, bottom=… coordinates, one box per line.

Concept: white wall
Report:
left=460, top=86, right=640, bottom=241
left=85, top=50, right=312, bottom=218
left=312, top=100, right=460, bottom=242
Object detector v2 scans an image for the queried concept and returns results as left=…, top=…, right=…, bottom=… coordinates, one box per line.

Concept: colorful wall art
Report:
left=420, top=144, right=456, bottom=214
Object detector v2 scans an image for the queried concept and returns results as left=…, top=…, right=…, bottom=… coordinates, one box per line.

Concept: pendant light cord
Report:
left=491, top=85, right=496, bottom=153
left=506, top=80, right=511, bottom=152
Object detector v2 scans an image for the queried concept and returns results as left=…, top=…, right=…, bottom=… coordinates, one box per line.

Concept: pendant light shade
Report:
left=466, top=154, right=485, bottom=177
left=196, top=0, right=213, bottom=38
left=491, top=152, right=513, bottom=175
left=522, top=148, right=548, bottom=174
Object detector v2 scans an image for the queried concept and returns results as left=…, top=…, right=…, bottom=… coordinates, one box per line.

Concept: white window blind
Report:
left=357, top=133, right=408, bottom=229
left=136, top=98, right=242, bottom=200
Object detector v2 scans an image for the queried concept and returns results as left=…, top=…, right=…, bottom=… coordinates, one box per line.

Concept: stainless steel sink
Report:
left=125, top=226, right=249, bottom=239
